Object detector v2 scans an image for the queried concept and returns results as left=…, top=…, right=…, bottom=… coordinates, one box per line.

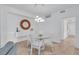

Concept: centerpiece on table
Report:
left=38, top=32, right=43, bottom=40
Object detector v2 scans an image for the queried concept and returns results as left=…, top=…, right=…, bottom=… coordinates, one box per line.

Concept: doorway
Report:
left=64, top=17, right=76, bottom=39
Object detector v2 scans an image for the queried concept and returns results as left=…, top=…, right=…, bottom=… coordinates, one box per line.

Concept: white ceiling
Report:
left=5, top=4, right=77, bottom=17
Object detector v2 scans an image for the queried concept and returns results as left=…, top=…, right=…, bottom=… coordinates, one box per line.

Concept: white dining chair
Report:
left=29, top=34, right=45, bottom=55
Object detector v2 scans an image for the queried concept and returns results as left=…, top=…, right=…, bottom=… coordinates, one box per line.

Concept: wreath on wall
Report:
left=20, top=19, right=31, bottom=30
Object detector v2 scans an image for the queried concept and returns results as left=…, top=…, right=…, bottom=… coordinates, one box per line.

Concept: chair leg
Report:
left=38, top=47, right=40, bottom=55
left=30, top=46, right=32, bottom=55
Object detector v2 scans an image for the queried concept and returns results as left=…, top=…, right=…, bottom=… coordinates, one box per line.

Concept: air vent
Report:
left=60, top=10, right=66, bottom=13
left=45, top=14, right=51, bottom=18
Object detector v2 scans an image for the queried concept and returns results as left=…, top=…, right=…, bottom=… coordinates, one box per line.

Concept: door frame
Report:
left=63, top=17, right=76, bottom=39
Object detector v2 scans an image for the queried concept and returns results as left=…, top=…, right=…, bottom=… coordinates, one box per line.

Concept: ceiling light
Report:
left=35, top=16, right=45, bottom=22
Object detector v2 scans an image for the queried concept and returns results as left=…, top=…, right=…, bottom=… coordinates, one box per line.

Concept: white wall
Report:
left=0, top=5, right=8, bottom=47
left=0, top=8, right=1, bottom=47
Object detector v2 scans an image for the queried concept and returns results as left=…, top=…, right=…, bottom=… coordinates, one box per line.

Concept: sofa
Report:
left=0, top=41, right=16, bottom=55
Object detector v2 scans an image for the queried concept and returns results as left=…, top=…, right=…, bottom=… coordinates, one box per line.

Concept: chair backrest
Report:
left=29, top=34, right=44, bottom=47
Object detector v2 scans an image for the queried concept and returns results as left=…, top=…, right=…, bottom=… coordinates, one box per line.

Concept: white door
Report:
left=64, top=17, right=76, bottom=39
left=68, top=21, right=75, bottom=35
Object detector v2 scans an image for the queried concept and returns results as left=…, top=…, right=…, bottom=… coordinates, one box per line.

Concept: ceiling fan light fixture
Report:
left=35, top=16, right=45, bottom=22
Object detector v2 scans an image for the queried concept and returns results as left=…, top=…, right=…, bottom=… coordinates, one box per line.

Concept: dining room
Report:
left=0, top=4, right=79, bottom=55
